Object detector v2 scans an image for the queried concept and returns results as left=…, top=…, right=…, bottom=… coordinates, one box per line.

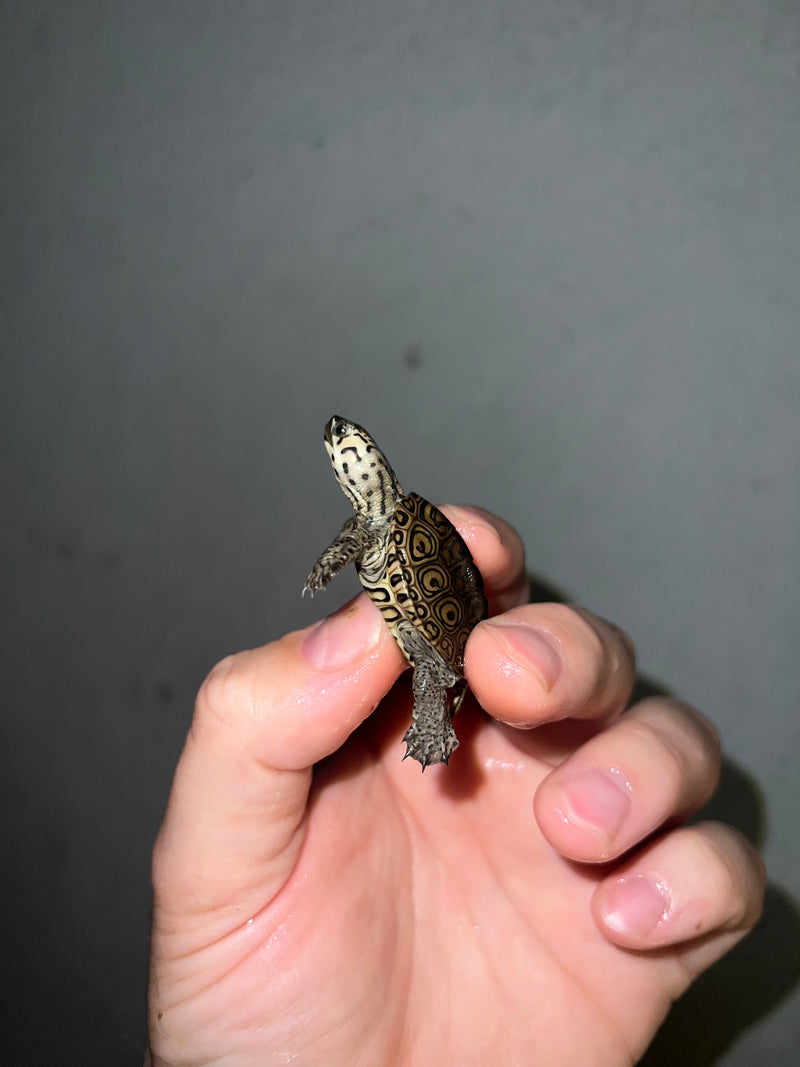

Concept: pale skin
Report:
left=148, top=507, right=765, bottom=1067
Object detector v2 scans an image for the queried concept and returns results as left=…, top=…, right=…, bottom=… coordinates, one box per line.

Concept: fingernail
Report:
left=484, top=621, right=563, bottom=690
left=600, top=875, right=670, bottom=937
left=445, top=505, right=499, bottom=536
left=555, top=767, right=632, bottom=843
left=443, top=505, right=502, bottom=555
left=302, top=596, right=384, bottom=671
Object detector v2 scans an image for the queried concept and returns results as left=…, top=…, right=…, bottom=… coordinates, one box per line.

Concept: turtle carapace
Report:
left=304, top=416, right=487, bottom=769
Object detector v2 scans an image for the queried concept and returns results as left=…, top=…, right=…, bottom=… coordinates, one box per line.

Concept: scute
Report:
left=385, top=493, right=487, bottom=670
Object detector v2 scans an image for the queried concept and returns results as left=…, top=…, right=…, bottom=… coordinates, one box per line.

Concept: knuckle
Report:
left=195, top=652, right=254, bottom=732
left=572, top=607, right=636, bottom=685
left=542, top=604, right=608, bottom=670
left=704, top=824, right=767, bottom=929
left=628, top=717, right=694, bottom=793
left=609, top=620, right=637, bottom=669
left=633, top=699, right=723, bottom=797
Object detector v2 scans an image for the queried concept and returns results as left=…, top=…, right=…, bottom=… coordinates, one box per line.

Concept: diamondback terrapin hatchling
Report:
left=304, top=416, right=488, bottom=769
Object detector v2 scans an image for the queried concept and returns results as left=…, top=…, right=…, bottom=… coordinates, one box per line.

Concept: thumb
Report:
left=151, top=593, right=403, bottom=922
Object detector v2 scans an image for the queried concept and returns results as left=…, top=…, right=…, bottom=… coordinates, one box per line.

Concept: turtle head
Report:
left=323, top=416, right=403, bottom=519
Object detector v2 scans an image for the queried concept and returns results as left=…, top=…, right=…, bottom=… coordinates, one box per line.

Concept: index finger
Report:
left=466, top=603, right=636, bottom=728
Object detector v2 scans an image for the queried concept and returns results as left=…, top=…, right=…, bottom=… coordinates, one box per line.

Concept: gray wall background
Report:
left=2, top=1, right=798, bottom=1063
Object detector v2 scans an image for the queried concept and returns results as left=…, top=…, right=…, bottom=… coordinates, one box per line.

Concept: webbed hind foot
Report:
left=402, top=718, right=459, bottom=771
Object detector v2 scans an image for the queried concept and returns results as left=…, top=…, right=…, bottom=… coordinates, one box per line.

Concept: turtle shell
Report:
left=383, top=492, right=487, bottom=671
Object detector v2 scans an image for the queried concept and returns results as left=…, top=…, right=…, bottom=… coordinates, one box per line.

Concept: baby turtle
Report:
left=304, top=416, right=487, bottom=769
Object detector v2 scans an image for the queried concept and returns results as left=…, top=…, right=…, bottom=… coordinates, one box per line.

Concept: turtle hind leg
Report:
left=402, top=655, right=461, bottom=770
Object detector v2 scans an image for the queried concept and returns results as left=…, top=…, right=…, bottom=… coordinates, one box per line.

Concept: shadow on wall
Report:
left=528, top=570, right=800, bottom=1065
left=642, top=760, right=799, bottom=1067
left=641, top=880, right=800, bottom=1066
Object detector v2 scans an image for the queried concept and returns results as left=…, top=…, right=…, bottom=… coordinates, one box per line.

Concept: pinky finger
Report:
left=593, top=822, right=766, bottom=974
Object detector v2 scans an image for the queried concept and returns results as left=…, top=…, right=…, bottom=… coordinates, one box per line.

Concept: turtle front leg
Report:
left=403, top=655, right=462, bottom=770
left=304, top=517, right=369, bottom=595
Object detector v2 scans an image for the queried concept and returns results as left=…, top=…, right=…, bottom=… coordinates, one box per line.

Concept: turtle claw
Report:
left=303, top=567, right=333, bottom=597
left=402, top=720, right=459, bottom=771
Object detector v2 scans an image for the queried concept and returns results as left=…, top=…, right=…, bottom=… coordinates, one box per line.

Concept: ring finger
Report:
left=534, top=697, right=722, bottom=863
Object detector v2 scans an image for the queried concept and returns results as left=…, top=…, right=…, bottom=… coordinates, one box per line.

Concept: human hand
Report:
left=147, top=508, right=765, bottom=1066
